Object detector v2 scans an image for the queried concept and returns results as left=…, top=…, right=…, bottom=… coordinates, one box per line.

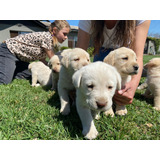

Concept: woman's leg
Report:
left=13, top=61, right=31, bottom=80
left=0, top=43, right=17, bottom=84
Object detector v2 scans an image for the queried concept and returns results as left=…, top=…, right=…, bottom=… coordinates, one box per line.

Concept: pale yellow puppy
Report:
left=58, top=48, right=90, bottom=115
left=143, top=58, right=160, bottom=111
left=103, top=47, right=139, bottom=116
left=29, top=55, right=62, bottom=90
left=72, top=62, right=121, bottom=139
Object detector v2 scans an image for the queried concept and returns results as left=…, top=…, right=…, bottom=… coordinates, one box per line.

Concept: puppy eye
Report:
left=74, top=58, right=80, bottom=61
left=87, top=84, right=94, bottom=89
left=108, top=86, right=113, bottom=90
left=57, top=63, right=60, bottom=65
left=122, top=57, right=128, bottom=60
left=87, top=59, right=90, bottom=62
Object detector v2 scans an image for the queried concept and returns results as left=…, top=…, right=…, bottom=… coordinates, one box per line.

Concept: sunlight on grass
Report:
left=0, top=55, right=160, bottom=140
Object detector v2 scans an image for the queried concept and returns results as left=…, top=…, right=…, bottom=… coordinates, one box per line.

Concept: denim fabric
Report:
left=93, top=47, right=114, bottom=62
left=0, top=43, right=31, bottom=84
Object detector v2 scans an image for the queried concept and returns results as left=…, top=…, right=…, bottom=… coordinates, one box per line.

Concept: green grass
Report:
left=143, top=54, right=160, bottom=64
left=0, top=55, right=160, bottom=140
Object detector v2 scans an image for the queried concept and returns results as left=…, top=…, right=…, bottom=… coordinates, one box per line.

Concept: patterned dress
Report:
left=5, top=31, right=53, bottom=62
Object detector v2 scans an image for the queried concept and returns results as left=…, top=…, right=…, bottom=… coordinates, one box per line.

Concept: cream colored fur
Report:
left=142, top=58, right=160, bottom=111
left=28, top=55, right=61, bottom=90
left=72, top=62, right=121, bottom=139
left=58, top=48, right=90, bottom=115
left=103, top=47, right=139, bottom=116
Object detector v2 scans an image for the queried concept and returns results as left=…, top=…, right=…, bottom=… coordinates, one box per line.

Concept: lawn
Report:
left=0, top=54, right=160, bottom=140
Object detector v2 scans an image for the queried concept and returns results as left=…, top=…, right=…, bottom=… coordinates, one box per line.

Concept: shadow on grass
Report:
left=134, top=92, right=153, bottom=105
left=47, top=93, right=83, bottom=139
left=47, top=91, right=60, bottom=108
left=42, top=86, right=53, bottom=91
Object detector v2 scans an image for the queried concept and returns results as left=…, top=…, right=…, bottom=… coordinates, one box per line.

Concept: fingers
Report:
left=113, top=89, right=133, bottom=105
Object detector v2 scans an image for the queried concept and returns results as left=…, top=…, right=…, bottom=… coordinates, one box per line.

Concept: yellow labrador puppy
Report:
left=29, top=55, right=62, bottom=90
left=142, top=58, right=160, bottom=111
left=103, top=47, right=139, bottom=116
left=58, top=48, right=90, bottom=115
left=72, top=62, right=121, bottom=139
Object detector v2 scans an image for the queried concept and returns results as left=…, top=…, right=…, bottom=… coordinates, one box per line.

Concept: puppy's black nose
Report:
left=133, top=65, right=139, bottom=71
left=96, top=102, right=106, bottom=109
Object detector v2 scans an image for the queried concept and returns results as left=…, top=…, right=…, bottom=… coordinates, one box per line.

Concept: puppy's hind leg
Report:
left=31, top=73, right=39, bottom=87
left=104, top=107, right=115, bottom=117
left=153, top=89, right=160, bottom=111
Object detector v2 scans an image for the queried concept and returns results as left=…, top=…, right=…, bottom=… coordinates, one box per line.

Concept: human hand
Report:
left=113, top=81, right=137, bottom=106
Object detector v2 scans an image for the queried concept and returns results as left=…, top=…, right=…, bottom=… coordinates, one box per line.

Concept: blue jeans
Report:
left=0, top=43, right=31, bottom=84
left=93, top=47, right=114, bottom=62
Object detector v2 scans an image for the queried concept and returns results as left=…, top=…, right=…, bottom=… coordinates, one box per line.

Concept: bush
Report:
left=87, top=47, right=94, bottom=57
left=60, top=46, right=71, bottom=51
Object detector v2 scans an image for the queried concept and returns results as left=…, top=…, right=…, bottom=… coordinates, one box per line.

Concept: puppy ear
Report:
left=144, top=61, right=157, bottom=69
left=72, top=69, right=84, bottom=88
left=61, top=55, right=69, bottom=68
left=114, top=69, right=121, bottom=90
left=144, top=63, right=149, bottom=69
left=103, top=50, right=115, bottom=66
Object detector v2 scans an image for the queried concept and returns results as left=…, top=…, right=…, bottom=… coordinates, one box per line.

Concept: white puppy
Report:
left=72, top=62, right=121, bottom=139
left=58, top=48, right=90, bottom=115
left=103, top=47, right=139, bottom=116
left=142, top=58, right=160, bottom=110
left=28, top=55, right=61, bottom=90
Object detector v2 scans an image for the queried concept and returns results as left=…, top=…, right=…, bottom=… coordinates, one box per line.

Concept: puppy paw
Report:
left=95, top=114, right=100, bottom=120
left=32, top=83, right=40, bottom=87
left=60, top=107, right=70, bottom=115
left=83, top=129, right=98, bottom=140
left=104, top=108, right=114, bottom=117
left=153, top=107, right=160, bottom=111
left=91, top=111, right=100, bottom=120
left=115, top=108, right=127, bottom=115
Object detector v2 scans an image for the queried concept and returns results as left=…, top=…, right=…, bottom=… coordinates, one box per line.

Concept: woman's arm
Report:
left=114, top=20, right=151, bottom=105
left=44, top=48, right=55, bottom=59
left=40, top=48, right=55, bottom=65
left=76, top=28, right=90, bottom=50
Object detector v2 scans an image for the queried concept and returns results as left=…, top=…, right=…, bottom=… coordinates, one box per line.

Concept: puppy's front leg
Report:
left=76, top=103, right=98, bottom=140
left=115, top=105, right=127, bottom=115
left=58, top=87, right=70, bottom=115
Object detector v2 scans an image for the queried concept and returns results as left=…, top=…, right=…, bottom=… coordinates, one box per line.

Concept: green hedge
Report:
left=147, top=37, right=160, bottom=54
